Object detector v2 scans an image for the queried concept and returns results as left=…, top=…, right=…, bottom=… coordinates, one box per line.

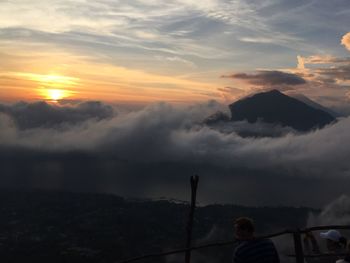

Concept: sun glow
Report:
left=38, top=74, right=78, bottom=86
left=10, top=72, right=78, bottom=101
left=46, top=89, right=67, bottom=101
left=3, top=63, right=219, bottom=103
left=13, top=73, right=79, bottom=87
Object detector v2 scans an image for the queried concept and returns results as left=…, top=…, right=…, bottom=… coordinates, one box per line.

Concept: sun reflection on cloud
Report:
left=17, top=73, right=79, bottom=87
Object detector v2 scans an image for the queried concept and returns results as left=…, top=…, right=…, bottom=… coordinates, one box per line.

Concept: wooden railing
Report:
left=116, top=225, right=350, bottom=263
left=116, top=177, right=350, bottom=263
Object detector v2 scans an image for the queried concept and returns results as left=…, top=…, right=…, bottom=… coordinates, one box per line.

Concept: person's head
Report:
left=320, top=230, right=346, bottom=252
left=234, top=217, right=255, bottom=240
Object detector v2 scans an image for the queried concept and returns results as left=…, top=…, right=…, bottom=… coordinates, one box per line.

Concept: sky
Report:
left=0, top=0, right=350, bottom=106
left=1, top=1, right=350, bottom=207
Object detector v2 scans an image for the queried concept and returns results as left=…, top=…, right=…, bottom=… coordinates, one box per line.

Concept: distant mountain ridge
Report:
left=228, top=89, right=335, bottom=131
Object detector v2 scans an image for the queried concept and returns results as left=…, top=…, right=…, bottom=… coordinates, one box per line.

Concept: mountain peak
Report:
left=243, top=89, right=285, bottom=99
left=229, top=90, right=335, bottom=131
left=265, top=89, right=282, bottom=94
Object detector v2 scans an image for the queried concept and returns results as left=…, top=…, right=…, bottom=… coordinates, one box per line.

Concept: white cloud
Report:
left=0, top=0, right=316, bottom=66
left=2, top=100, right=350, bottom=206
left=297, top=55, right=305, bottom=70
left=1, top=100, right=350, bottom=179
left=341, top=32, right=350, bottom=51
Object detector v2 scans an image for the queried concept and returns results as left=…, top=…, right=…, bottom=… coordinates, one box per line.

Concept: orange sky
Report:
left=1, top=1, right=349, bottom=105
left=0, top=50, right=227, bottom=103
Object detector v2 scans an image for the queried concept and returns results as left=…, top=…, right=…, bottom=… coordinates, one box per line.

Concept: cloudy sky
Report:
left=1, top=0, right=350, bottom=106
left=1, top=1, right=350, bottom=207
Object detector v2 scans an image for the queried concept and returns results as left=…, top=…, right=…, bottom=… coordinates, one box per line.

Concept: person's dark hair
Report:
left=234, top=217, right=255, bottom=233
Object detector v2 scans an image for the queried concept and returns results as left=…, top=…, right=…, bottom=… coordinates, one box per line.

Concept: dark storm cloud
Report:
left=1, top=101, right=350, bottom=207
left=0, top=100, right=114, bottom=129
left=222, top=71, right=306, bottom=86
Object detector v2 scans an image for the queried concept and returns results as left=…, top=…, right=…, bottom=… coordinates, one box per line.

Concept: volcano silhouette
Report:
left=229, top=89, right=335, bottom=131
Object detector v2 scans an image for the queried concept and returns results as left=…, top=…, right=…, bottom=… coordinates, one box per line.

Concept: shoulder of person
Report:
left=234, top=241, right=249, bottom=250
left=336, top=259, right=350, bottom=263
left=259, top=238, right=275, bottom=245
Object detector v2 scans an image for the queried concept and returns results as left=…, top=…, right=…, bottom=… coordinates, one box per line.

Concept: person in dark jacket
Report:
left=232, top=217, right=280, bottom=263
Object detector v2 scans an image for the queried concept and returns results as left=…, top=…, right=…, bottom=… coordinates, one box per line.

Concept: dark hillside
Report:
left=0, top=190, right=315, bottom=263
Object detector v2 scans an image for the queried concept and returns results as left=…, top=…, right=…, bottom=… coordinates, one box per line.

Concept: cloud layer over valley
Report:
left=1, top=100, right=350, bottom=207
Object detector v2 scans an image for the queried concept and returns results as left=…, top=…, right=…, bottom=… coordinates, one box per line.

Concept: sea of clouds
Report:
left=1, top=100, right=350, bottom=207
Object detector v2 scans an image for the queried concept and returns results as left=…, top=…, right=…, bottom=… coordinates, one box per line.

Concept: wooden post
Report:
left=293, top=230, right=304, bottom=263
left=185, top=175, right=199, bottom=263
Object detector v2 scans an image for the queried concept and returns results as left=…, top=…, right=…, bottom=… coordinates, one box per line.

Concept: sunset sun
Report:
left=20, top=73, right=79, bottom=101
left=47, top=89, right=66, bottom=101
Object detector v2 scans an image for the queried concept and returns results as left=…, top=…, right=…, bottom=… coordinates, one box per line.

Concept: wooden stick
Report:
left=293, top=230, right=304, bottom=263
left=185, top=175, right=199, bottom=263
